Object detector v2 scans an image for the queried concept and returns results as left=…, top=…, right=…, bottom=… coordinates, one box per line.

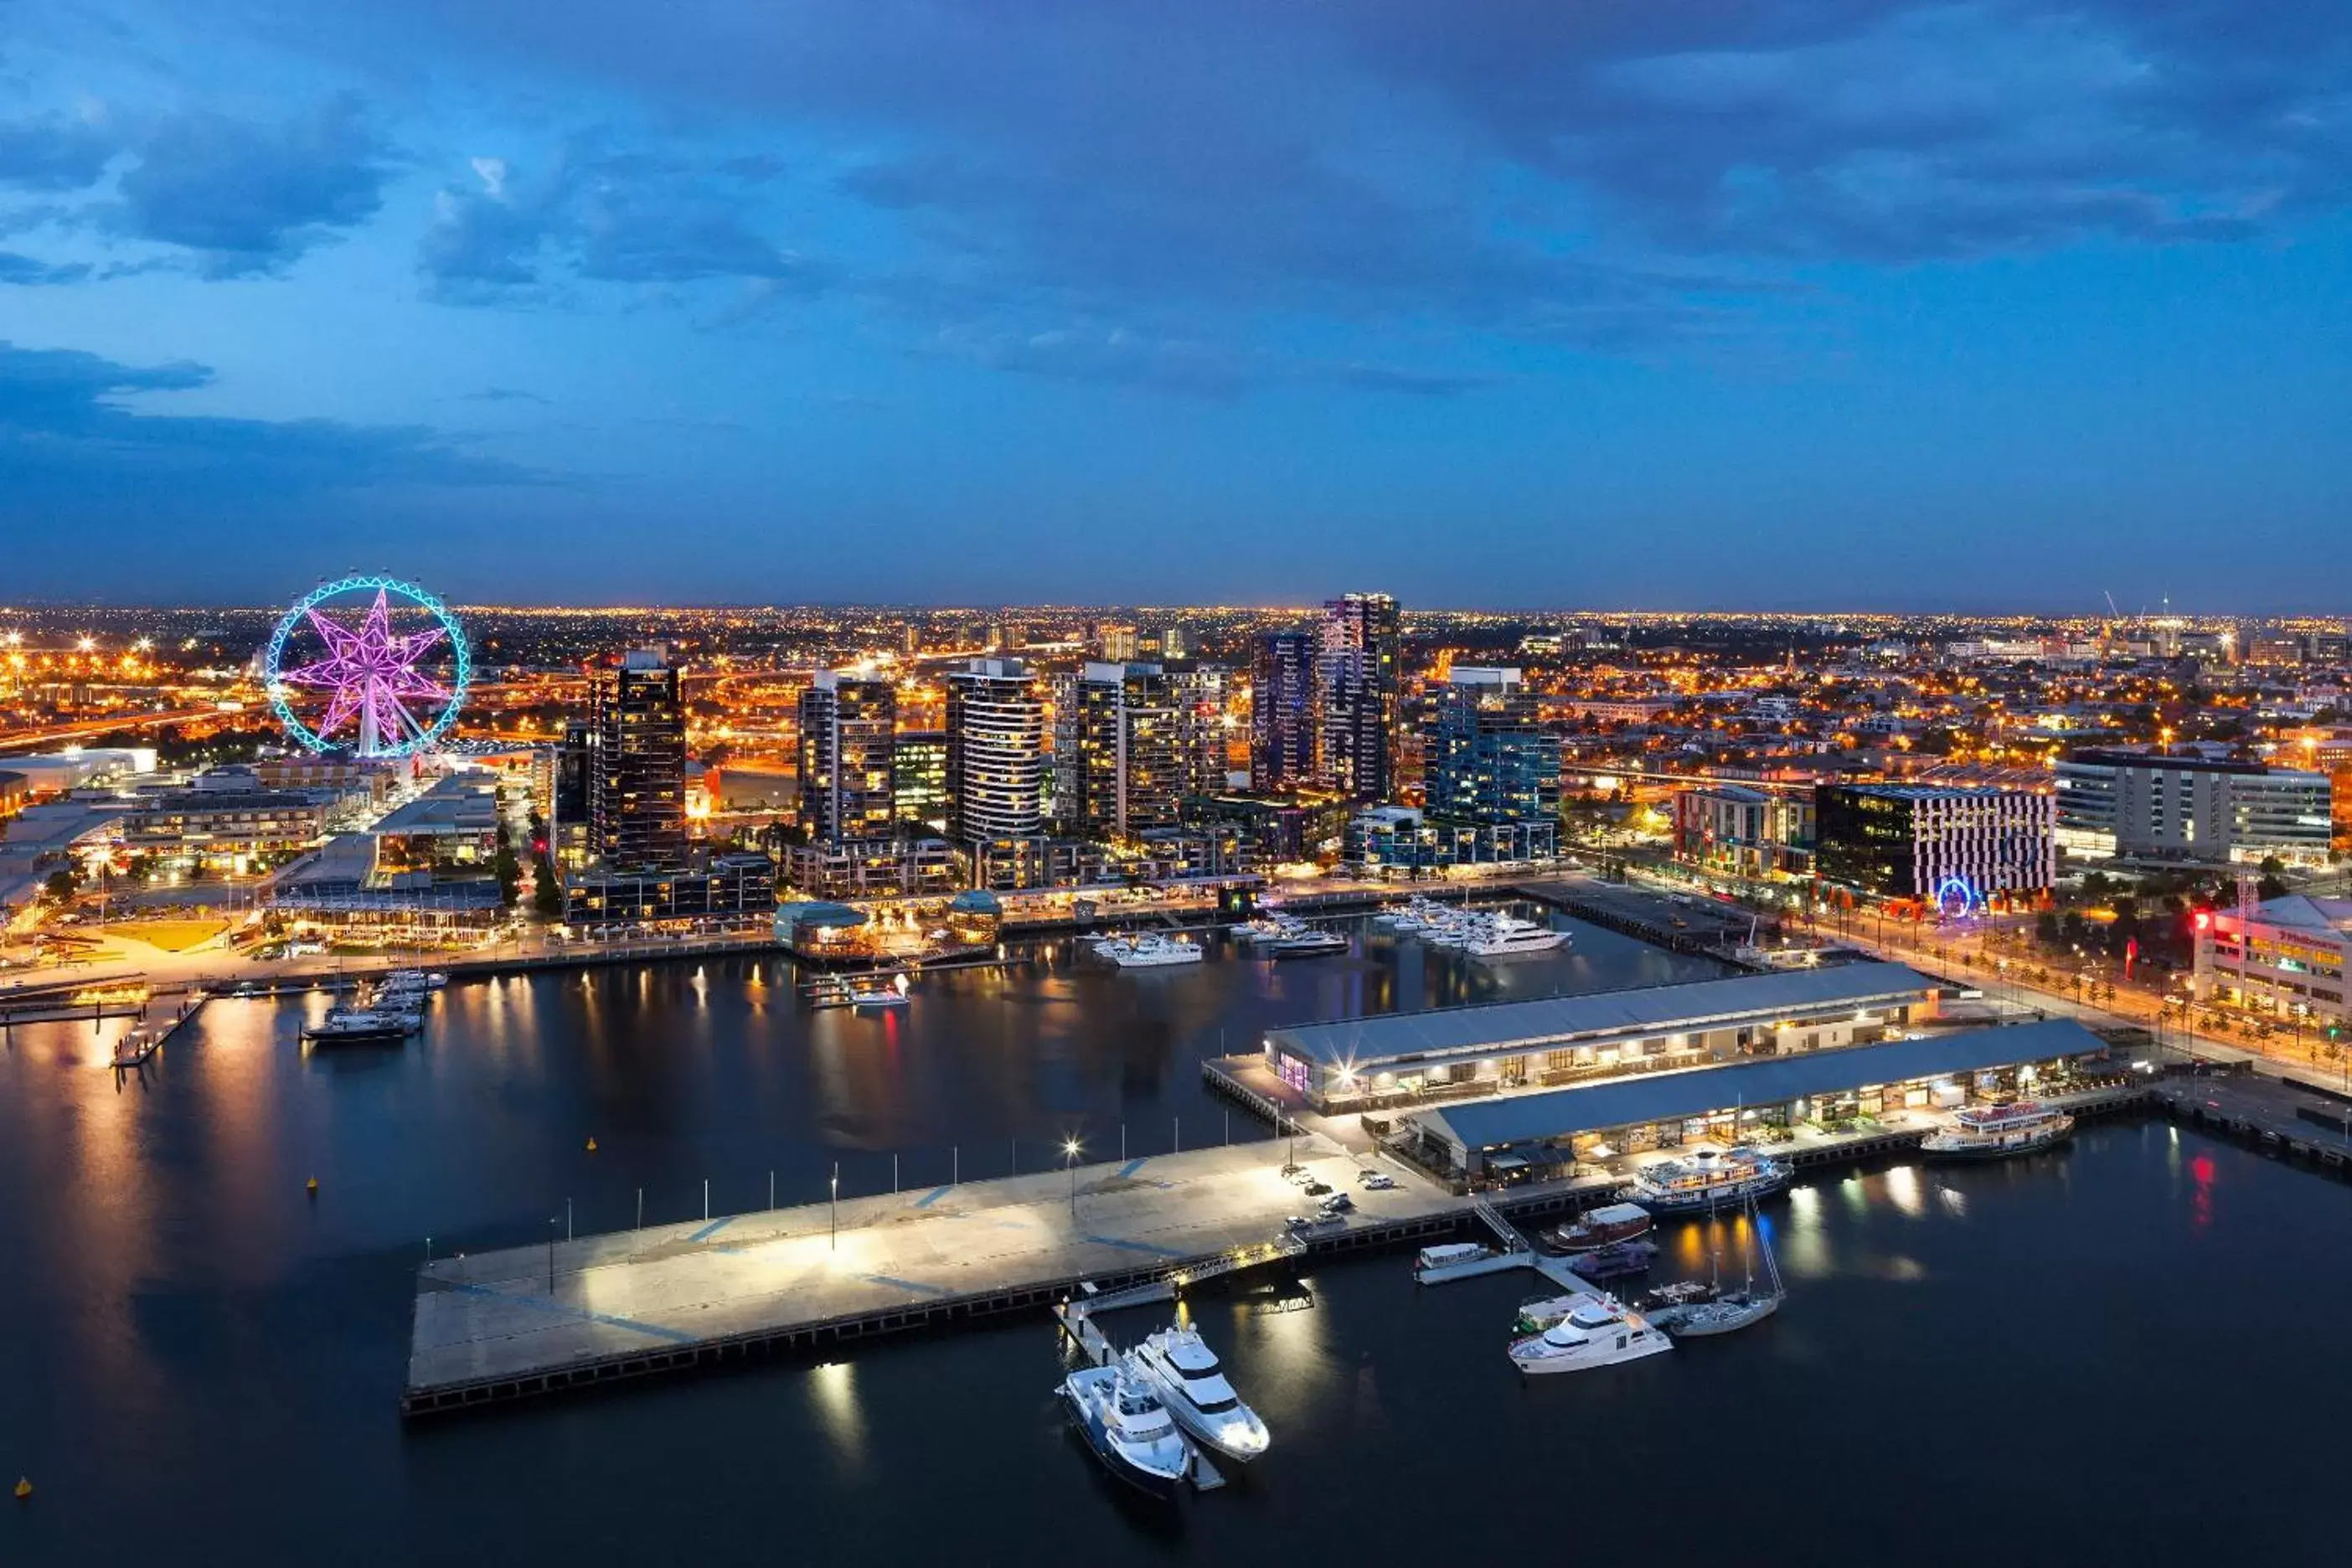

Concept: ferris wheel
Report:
left=263, top=575, right=471, bottom=757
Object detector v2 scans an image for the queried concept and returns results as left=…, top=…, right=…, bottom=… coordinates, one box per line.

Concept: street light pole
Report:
left=830, top=1163, right=839, bottom=1250
left=1065, top=1139, right=1081, bottom=1217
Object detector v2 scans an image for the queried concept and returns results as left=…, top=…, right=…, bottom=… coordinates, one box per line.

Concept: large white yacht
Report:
left=1463, top=916, right=1570, bottom=959
left=1621, top=1146, right=1792, bottom=1213
left=1060, top=1360, right=1194, bottom=1499
left=301, top=1008, right=413, bottom=1045
left=1131, top=1325, right=1270, bottom=1464
left=1921, top=1099, right=2074, bottom=1161
left=1507, top=1292, right=1673, bottom=1375
left=1099, top=933, right=1205, bottom=969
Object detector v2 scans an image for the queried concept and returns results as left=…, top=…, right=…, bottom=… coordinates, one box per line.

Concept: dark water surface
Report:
left=1, top=916, right=2343, bottom=1565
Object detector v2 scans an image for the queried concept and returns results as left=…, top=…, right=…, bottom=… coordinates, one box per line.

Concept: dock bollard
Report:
left=585, top=1136, right=598, bottom=1153
left=306, top=1176, right=319, bottom=1197
left=13, top=1478, right=29, bottom=1500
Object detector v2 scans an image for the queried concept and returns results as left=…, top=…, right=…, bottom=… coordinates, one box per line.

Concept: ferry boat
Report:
left=1620, top=1146, right=1792, bottom=1213
left=1101, top=934, right=1205, bottom=969
left=301, top=1008, right=413, bottom=1045
left=1920, top=1099, right=2075, bottom=1161
left=1507, top=1292, right=1672, bottom=1375
left=1463, top=917, right=1571, bottom=959
left=1412, top=1241, right=1498, bottom=1283
left=1266, top=929, right=1349, bottom=961
left=1059, top=1361, right=1194, bottom=1500
left=1553, top=1201, right=1653, bottom=1253
left=1131, top=1324, right=1271, bottom=1464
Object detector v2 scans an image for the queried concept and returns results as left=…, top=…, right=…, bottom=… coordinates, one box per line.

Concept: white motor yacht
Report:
left=302, top=1008, right=413, bottom=1045
left=1463, top=916, right=1571, bottom=959
left=1102, top=933, right=1205, bottom=969
left=1131, top=1325, right=1270, bottom=1463
left=1508, top=1292, right=1672, bottom=1375
left=1060, top=1361, right=1194, bottom=1499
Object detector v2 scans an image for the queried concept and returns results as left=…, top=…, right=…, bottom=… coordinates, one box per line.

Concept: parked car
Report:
left=1302, top=1181, right=1333, bottom=1197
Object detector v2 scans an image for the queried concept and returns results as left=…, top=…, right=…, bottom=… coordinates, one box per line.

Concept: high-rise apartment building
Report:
left=797, top=670, right=898, bottom=843
left=1423, top=667, right=1561, bottom=843
left=1320, top=591, right=1400, bottom=802
left=1054, top=661, right=1181, bottom=838
left=1251, top=631, right=1318, bottom=792
left=892, top=730, right=951, bottom=834
left=589, top=648, right=687, bottom=869
left=944, top=658, right=1045, bottom=847
left=549, top=719, right=594, bottom=871
left=1166, top=661, right=1235, bottom=797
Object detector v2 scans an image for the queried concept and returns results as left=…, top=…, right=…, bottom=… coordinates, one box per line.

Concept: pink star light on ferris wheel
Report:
left=277, top=588, right=454, bottom=756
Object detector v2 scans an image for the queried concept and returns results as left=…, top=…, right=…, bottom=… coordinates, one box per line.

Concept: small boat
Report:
left=1634, top=1279, right=1720, bottom=1314
left=1131, top=1324, right=1270, bottom=1464
left=848, top=973, right=911, bottom=1008
left=1266, top=929, right=1349, bottom=961
left=1508, top=1292, right=1672, bottom=1375
left=302, top=1008, right=412, bottom=1045
left=1920, top=1098, right=2075, bottom=1161
left=1553, top=1201, right=1653, bottom=1254
left=1412, top=1241, right=1498, bottom=1283
left=1571, top=1240, right=1660, bottom=1279
left=1059, top=1360, right=1193, bottom=1500
left=1621, top=1146, right=1791, bottom=1213
left=1101, top=934, right=1205, bottom=969
left=383, top=969, right=448, bottom=990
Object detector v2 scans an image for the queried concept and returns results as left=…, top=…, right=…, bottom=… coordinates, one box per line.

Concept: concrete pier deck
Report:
left=405, top=1135, right=1462, bottom=1416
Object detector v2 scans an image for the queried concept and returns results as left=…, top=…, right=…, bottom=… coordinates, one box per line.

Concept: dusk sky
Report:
left=2, top=1, right=2346, bottom=610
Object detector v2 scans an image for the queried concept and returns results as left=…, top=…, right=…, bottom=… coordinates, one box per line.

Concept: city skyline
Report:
left=4, top=1, right=2349, bottom=610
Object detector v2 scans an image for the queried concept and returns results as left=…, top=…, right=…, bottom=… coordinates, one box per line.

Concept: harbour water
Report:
left=2, top=914, right=2345, bottom=1565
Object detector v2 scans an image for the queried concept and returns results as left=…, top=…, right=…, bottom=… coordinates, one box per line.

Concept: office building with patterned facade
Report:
left=1813, top=783, right=2055, bottom=904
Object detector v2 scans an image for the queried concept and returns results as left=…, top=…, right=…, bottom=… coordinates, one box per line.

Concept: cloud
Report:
left=0, top=250, right=92, bottom=286
left=0, top=339, right=537, bottom=497
left=418, top=137, right=834, bottom=304
left=0, top=111, right=120, bottom=191
left=102, top=93, right=390, bottom=276
left=921, top=325, right=1499, bottom=400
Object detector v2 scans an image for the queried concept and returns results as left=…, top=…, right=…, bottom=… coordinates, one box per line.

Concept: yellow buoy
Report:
left=306, top=1176, right=319, bottom=1196
left=13, top=1477, right=30, bottom=1500
left=585, top=1137, right=599, bottom=1153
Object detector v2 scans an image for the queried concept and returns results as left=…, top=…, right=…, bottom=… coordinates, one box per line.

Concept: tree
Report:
left=532, top=851, right=562, bottom=918
left=44, top=868, right=77, bottom=902
left=493, top=846, right=522, bottom=909
left=2035, top=910, right=2061, bottom=946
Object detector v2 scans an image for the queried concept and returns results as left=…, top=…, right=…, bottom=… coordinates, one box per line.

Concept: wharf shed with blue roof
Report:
left=1404, top=1018, right=2107, bottom=1178
left=1261, top=961, right=1942, bottom=1110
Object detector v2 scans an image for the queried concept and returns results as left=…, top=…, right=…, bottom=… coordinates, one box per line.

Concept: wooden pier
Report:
left=2151, top=1070, right=2352, bottom=1171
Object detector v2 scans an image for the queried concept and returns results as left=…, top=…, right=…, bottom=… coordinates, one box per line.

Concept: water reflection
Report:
left=807, top=1359, right=866, bottom=1474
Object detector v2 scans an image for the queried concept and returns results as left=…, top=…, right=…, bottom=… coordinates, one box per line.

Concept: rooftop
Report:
left=2244, top=895, right=2352, bottom=934
left=1267, top=960, right=1935, bottom=1069
left=1411, top=1018, right=2107, bottom=1152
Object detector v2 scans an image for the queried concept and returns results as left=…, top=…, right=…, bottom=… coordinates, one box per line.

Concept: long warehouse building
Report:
left=1261, top=960, right=1942, bottom=1112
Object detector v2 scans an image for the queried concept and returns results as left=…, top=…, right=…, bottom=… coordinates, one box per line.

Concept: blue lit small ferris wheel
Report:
left=263, top=575, right=472, bottom=758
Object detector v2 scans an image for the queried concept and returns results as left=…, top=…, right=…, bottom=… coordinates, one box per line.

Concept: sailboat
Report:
left=1648, top=1193, right=1784, bottom=1338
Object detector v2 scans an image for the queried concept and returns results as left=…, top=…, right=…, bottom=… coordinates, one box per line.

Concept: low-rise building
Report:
left=1671, top=785, right=1814, bottom=879
left=1261, top=961, right=1940, bottom=1112
left=2056, top=750, right=2333, bottom=866
left=779, top=834, right=961, bottom=900
left=1813, top=783, right=2053, bottom=905
left=2194, top=895, right=2350, bottom=1030
left=564, top=851, right=777, bottom=926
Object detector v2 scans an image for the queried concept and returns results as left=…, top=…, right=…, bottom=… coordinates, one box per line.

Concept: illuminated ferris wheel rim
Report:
left=263, top=575, right=471, bottom=758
